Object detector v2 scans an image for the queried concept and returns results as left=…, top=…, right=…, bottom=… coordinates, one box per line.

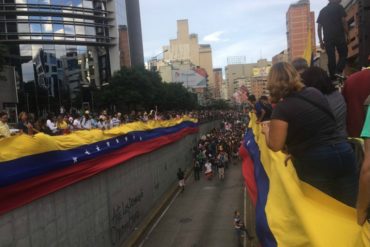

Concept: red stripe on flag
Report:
left=0, top=127, right=198, bottom=215
left=240, top=144, right=257, bottom=207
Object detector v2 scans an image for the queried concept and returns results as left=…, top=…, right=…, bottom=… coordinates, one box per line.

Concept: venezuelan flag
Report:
left=0, top=118, right=198, bottom=215
left=240, top=114, right=369, bottom=247
left=303, top=28, right=313, bottom=66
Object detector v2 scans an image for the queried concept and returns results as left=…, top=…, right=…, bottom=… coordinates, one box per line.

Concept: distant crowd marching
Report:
left=176, top=112, right=248, bottom=192
left=0, top=110, right=224, bottom=138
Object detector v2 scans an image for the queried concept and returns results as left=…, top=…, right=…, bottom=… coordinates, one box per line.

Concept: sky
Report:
left=139, top=0, right=327, bottom=68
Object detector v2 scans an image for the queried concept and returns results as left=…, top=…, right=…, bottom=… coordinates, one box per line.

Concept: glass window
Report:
left=75, top=25, right=85, bottom=35
left=16, top=0, right=27, bottom=3
left=38, top=0, right=49, bottom=4
left=42, top=24, right=53, bottom=32
left=17, top=16, right=28, bottom=20
left=72, top=0, right=81, bottom=7
left=17, top=23, right=30, bottom=33
left=40, top=16, right=52, bottom=21
left=77, top=46, right=87, bottom=54
left=20, top=44, right=32, bottom=56
left=50, top=0, right=62, bottom=5
left=85, top=26, right=95, bottom=36
left=64, top=25, right=75, bottom=35
left=55, top=45, right=66, bottom=58
left=43, top=44, right=54, bottom=50
left=53, top=24, right=64, bottom=34
left=29, top=16, right=41, bottom=20
left=82, top=0, right=92, bottom=8
left=30, top=23, right=41, bottom=33
left=32, top=45, right=43, bottom=57
left=52, top=16, right=63, bottom=21
left=49, top=54, right=57, bottom=64
left=27, top=0, right=37, bottom=3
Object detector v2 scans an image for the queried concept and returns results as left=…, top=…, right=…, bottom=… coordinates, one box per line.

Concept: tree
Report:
left=94, top=67, right=199, bottom=112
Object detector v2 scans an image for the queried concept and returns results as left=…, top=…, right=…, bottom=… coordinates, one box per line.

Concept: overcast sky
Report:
left=139, top=0, right=328, bottom=68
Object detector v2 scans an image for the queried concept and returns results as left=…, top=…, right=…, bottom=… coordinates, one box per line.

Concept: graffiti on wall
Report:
left=110, top=189, right=144, bottom=245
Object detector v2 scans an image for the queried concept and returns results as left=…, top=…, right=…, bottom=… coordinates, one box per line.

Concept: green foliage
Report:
left=94, top=67, right=199, bottom=112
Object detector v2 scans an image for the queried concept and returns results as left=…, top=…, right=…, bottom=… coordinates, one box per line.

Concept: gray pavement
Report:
left=140, top=162, right=256, bottom=247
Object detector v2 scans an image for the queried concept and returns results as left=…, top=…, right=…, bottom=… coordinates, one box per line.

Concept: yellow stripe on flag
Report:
left=249, top=113, right=369, bottom=247
left=303, top=28, right=312, bottom=64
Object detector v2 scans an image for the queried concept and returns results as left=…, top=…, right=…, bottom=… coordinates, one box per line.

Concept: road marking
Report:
left=138, top=189, right=181, bottom=247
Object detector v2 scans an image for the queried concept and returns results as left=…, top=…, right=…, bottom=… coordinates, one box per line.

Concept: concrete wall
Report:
left=0, top=121, right=220, bottom=247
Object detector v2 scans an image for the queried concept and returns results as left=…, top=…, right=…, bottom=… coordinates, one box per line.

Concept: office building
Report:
left=0, top=0, right=143, bottom=113
left=225, top=59, right=271, bottom=100
left=212, top=68, right=222, bottom=100
left=286, top=0, right=316, bottom=61
left=162, top=19, right=215, bottom=91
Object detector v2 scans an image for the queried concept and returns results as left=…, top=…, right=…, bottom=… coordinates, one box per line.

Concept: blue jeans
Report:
left=293, top=142, right=358, bottom=207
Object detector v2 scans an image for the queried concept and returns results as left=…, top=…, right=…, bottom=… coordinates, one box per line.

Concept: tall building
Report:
left=125, top=0, right=144, bottom=67
left=119, top=25, right=131, bottom=68
left=225, top=59, right=271, bottom=100
left=286, top=0, right=316, bottom=61
left=163, top=19, right=215, bottom=91
left=0, top=0, right=144, bottom=113
left=213, top=68, right=222, bottom=100
left=344, top=0, right=370, bottom=68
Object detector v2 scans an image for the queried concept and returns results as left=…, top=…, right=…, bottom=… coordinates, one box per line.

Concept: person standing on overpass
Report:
left=317, top=0, right=348, bottom=81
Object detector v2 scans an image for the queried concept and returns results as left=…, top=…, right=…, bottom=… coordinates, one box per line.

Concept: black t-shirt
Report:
left=271, top=87, right=343, bottom=157
left=17, top=121, right=29, bottom=134
left=317, top=3, right=347, bottom=41
left=177, top=171, right=184, bottom=180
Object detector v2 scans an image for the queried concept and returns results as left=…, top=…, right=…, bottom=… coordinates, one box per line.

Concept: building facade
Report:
left=0, top=0, right=143, bottom=114
left=212, top=68, right=222, bottom=100
left=225, top=59, right=271, bottom=100
left=344, top=0, right=370, bottom=68
left=286, top=0, right=316, bottom=61
left=272, top=49, right=289, bottom=64
left=162, top=19, right=215, bottom=91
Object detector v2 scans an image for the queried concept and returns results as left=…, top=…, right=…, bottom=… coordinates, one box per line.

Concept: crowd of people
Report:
left=0, top=109, right=225, bottom=138
left=188, top=112, right=248, bottom=183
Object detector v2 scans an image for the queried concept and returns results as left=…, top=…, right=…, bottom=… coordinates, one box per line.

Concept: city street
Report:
left=140, top=162, right=257, bottom=247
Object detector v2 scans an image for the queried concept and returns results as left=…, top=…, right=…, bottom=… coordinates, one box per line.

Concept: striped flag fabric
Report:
left=240, top=113, right=369, bottom=247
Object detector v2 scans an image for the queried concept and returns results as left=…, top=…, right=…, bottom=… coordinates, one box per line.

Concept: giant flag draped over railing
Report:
left=0, top=118, right=198, bottom=215
left=240, top=113, right=369, bottom=247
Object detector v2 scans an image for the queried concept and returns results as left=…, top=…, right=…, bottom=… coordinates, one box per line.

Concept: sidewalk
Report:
left=140, top=162, right=256, bottom=247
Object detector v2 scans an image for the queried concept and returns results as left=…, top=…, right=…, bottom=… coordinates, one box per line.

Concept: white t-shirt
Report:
left=81, top=117, right=92, bottom=129
left=46, top=119, right=58, bottom=133
left=73, top=119, right=81, bottom=129
left=205, top=162, right=212, bottom=173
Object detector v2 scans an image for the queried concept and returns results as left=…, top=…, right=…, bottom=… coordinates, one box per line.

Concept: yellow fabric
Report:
left=303, top=29, right=312, bottom=64
left=0, top=117, right=197, bottom=163
left=249, top=114, right=369, bottom=247
left=57, top=121, right=68, bottom=130
left=0, top=121, right=10, bottom=138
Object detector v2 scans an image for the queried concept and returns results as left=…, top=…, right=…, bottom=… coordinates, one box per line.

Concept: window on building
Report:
left=42, top=23, right=53, bottom=33
left=64, top=25, right=75, bottom=35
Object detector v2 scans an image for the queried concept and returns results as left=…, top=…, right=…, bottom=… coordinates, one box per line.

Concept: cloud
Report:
left=203, top=31, right=228, bottom=43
